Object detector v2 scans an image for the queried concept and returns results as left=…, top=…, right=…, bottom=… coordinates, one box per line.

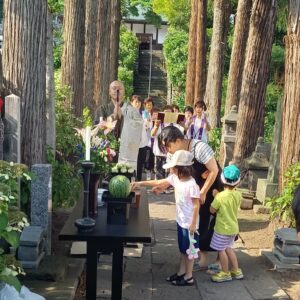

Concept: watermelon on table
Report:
left=109, top=175, right=131, bottom=198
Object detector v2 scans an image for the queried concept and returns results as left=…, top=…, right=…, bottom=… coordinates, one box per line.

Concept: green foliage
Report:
left=83, top=107, right=93, bottom=127
left=264, top=83, right=283, bottom=143
left=172, top=92, right=186, bottom=112
left=54, top=71, right=81, bottom=158
left=0, top=163, right=29, bottom=291
left=53, top=27, right=63, bottom=70
left=208, top=128, right=222, bottom=160
left=266, top=163, right=300, bottom=226
left=0, top=161, right=31, bottom=206
left=47, top=149, right=81, bottom=208
left=152, top=0, right=190, bottom=29
left=48, top=0, right=64, bottom=14
left=118, top=25, right=139, bottom=99
left=270, top=44, right=285, bottom=82
left=118, top=67, right=134, bottom=98
left=49, top=72, right=82, bottom=208
left=163, top=28, right=188, bottom=92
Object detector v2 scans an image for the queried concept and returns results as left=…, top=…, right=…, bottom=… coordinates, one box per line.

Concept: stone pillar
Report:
left=221, top=105, right=238, bottom=166
left=256, top=99, right=282, bottom=203
left=0, top=117, right=4, bottom=160
left=3, top=94, right=21, bottom=163
left=31, top=164, right=52, bottom=255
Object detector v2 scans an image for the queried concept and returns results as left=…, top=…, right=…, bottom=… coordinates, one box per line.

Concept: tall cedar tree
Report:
left=204, top=0, right=231, bottom=128
left=224, top=0, right=253, bottom=115
left=61, top=0, right=86, bottom=117
left=185, top=0, right=207, bottom=105
left=2, top=0, right=47, bottom=166
left=94, top=0, right=111, bottom=107
left=280, top=0, right=300, bottom=188
left=109, top=0, right=121, bottom=83
left=219, top=0, right=253, bottom=166
left=84, top=0, right=99, bottom=110
left=233, top=0, right=277, bottom=163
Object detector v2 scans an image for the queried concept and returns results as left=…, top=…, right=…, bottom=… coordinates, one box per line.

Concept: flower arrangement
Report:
left=111, top=163, right=135, bottom=175
left=75, top=108, right=119, bottom=176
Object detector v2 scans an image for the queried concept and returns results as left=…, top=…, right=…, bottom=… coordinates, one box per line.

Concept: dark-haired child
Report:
left=132, top=150, right=200, bottom=286
left=186, top=100, right=211, bottom=143
left=210, top=164, right=243, bottom=283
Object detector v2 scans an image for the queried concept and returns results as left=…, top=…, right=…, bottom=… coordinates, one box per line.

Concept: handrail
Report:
left=148, top=35, right=153, bottom=98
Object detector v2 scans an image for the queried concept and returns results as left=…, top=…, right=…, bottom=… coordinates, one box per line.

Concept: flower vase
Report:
left=81, top=172, right=102, bottom=218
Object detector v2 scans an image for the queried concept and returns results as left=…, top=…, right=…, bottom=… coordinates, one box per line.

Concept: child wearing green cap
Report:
left=209, top=164, right=243, bottom=283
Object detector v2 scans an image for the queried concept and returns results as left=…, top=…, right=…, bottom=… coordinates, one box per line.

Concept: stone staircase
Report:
left=134, top=50, right=167, bottom=108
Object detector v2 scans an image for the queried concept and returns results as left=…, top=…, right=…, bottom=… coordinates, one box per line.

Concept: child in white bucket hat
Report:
left=209, top=164, right=243, bottom=283
left=132, top=150, right=200, bottom=286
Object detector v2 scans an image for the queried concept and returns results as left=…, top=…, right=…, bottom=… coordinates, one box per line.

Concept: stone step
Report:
left=21, top=257, right=85, bottom=300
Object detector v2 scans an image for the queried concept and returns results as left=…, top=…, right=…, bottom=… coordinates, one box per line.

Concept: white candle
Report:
left=85, top=126, right=91, bottom=161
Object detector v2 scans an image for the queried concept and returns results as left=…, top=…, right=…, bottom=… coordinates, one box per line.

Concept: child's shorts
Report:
left=177, top=223, right=199, bottom=254
left=210, top=232, right=236, bottom=251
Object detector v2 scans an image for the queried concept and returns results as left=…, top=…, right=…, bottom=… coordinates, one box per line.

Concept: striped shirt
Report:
left=191, top=139, right=214, bottom=164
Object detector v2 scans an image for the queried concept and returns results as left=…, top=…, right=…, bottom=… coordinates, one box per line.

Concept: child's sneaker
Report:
left=231, top=268, right=244, bottom=280
left=211, top=271, right=232, bottom=283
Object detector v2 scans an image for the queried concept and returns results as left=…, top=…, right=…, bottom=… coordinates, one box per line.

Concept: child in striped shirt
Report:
left=210, top=164, right=243, bottom=282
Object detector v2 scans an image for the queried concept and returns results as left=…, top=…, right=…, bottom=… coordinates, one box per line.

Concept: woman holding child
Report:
left=157, top=126, right=223, bottom=269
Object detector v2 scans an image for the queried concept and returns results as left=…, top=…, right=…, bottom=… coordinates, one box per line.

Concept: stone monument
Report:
left=18, top=164, right=53, bottom=269
left=221, top=105, right=238, bottom=166
left=256, top=99, right=282, bottom=203
left=240, top=137, right=271, bottom=192
left=3, top=94, right=21, bottom=163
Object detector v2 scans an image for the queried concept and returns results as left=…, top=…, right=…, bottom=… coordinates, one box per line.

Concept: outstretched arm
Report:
left=132, top=178, right=170, bottom=190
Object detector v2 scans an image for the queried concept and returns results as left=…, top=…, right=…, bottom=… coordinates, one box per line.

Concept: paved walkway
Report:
left=96, top=191, right=289, bottom=300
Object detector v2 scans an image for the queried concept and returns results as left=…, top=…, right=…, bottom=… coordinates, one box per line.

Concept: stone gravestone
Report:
left=256, top=99, right=282, bottom=204
left=18, top=164, right=52, bottom=269
left=221, top=105, right=238, bottom=166
left=3, top=94, right=21, bottom=163
left=30, top=164, right=52, bottom=255
left=0, top=116, right=4, bottom=160
left=240, top=137, right=271, bottom=192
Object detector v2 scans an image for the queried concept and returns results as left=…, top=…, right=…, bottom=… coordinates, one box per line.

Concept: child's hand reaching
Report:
left=131, top=182, right=140, bottom=191
left=151, top=186, right=164, bottom=194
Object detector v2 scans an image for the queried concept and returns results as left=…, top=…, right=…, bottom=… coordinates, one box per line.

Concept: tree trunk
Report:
left=204, top=0, right=231, bottom=128
left=61, top=0, right=85, bottom=117
left=219, top=0, right=253, bottom=166
left=83, top=0, right=99, bottom=110
left=109, top=0, right=121, bottom=83
left=46, top=9, right=56, bottom=152
left=233, top=0, right=277, bottom=163
left=224, top=0, right=253, bottom=115
left=280, top=0, right=300, bottom=188
left=185, top=0, right=198, bottom=106
left=194, top=0, right=207, bottom=102
left=94, top=0, right=111, bottom=107
left=3, top=0, right=47, bottom=166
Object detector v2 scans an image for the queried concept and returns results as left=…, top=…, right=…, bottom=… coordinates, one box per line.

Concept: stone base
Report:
left=261, top=249, right=300, bottom=271
left=256, top=179, right=278, bottom=204
left=273, top=248, right=300, bottom=264
left=23, top=255, right=68, bottom=281
left=21, top=251, right=45, bottom=269
left=240, top=198, right=253, bottom=210
left=274, top=238, right=300, bottom=257
left=253, top=204, right=271, bottom=214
